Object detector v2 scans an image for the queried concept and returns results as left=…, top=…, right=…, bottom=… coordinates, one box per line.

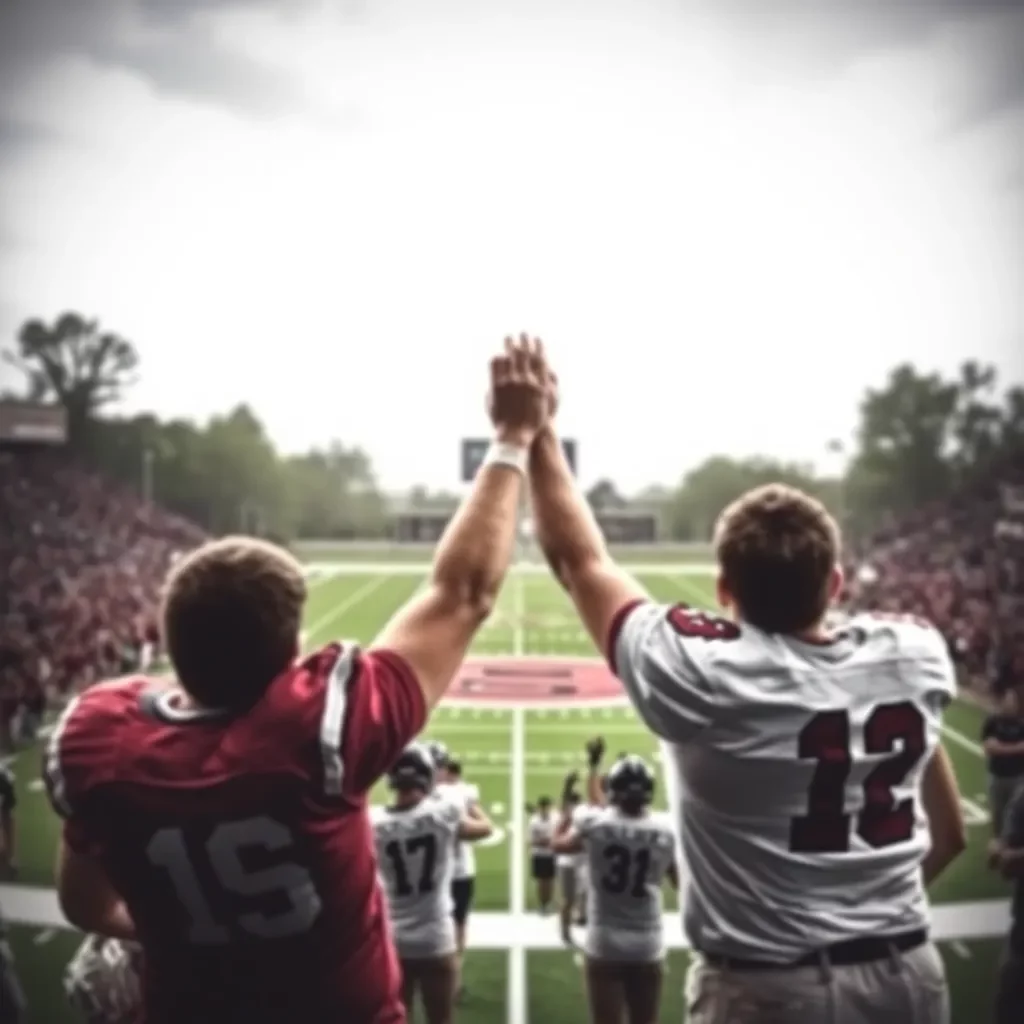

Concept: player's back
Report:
left=576, top=805, right=675, bottom=961
left=44, top=643, right=425, bottom=1024
left=622, top=607, right=956, bottom=961
left=372, top=798, right=460, bottom=958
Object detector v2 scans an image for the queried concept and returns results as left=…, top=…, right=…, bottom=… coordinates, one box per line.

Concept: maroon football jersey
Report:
left=43, top=643, right=426, bottom=1024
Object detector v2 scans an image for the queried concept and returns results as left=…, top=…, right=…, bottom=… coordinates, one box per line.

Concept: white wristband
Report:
left=482, top=440, right=529, bottom=475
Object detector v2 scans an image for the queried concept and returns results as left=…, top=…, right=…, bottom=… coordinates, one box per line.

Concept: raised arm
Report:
left=528, top=424, right=649, bottom=657
left=371, top=336, right=549, bottom=711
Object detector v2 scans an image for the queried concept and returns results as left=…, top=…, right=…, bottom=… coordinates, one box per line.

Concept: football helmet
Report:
left=387, top=743, right=436, bottom=792
left=605, top=754, right=655, bottom=806
left=425, top=740, right=450, bottom=769
left=64, top=935, right=142, bottom=1024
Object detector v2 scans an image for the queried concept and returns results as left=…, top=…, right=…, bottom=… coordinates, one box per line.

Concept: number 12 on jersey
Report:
left=789, top=701, right=927, bottom=854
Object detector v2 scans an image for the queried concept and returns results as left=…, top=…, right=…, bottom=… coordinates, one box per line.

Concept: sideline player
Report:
left=372, top=744, right=492, bottom=1024
left=554, top=755, right=677, bottom=1024
left=526, top=796, right=558, bottom=913
left=555, top=779, right=588, bottom=945
left=527, top=365, right=966, bottom=1024
left=434, top=757, right=483, bottom=997
left=41, top=335, right=553, bottom=1024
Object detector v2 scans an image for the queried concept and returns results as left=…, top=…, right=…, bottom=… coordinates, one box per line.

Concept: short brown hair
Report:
left=713, top=484, right=839, bottom=635
left=162, top=536, right=306, bottom=711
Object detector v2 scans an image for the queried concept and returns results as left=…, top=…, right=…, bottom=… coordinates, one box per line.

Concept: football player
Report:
left=527, top=796, right=558, bottom=913
left=372, top=744, right=492, bottom=1024
left=554, top=755, right=677, bottom=1024
left=527, top=376, right=967, bottom=1024
left=64, top=935, right=142, bottom=1024
left=434, top=757, right=483, bottom=998
left=555, top=777, right=586, bottom=945
left=41, top=335, right=552, bottom=1024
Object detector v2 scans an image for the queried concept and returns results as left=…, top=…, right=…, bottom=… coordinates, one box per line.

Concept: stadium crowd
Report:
left=0, top=449, right=205, bottom=750
left=847, top=463, right=1024, bottom=699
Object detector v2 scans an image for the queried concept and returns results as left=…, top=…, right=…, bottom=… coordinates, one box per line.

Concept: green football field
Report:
left=0, top=556, right=1010, bottom=1023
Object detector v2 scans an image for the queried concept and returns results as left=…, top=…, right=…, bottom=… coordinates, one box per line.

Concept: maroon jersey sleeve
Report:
left=42, top=682, right=129, bottom=855
left=311, top=643, right=427, bottom=799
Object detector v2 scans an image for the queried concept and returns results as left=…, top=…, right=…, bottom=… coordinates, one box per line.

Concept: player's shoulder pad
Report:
left=43, top=679, right=141, bottom=818
left=572, top=803, right=599, bottom=831
left=848, top=611, right=951, bottom=664
left=849, top=611, right=956, bottom=699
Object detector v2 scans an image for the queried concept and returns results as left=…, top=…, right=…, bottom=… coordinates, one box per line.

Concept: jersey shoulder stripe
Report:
left=318, top=643, right=358, bottom=796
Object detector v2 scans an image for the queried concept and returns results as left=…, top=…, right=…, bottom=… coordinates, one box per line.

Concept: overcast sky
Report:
left=0, top=0, right=1021, bottom=491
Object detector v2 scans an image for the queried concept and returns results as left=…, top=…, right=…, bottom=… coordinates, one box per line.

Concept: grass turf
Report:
left=0, top=559, right=1009, bottom=1022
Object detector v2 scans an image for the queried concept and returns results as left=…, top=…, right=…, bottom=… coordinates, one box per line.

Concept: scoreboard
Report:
left=461, top=437, right=577, bottom=482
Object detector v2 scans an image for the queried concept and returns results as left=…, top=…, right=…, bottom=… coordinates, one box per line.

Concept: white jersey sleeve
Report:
left=610, top=601, right=728, bottom=742
left=572, top=803, right=600, bottom=839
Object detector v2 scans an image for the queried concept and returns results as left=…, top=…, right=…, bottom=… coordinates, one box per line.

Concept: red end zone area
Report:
left=446, top=656, right=627, bottom=708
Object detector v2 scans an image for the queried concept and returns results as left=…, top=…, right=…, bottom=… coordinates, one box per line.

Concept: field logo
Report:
left=446, top=656, right=627, bottom=710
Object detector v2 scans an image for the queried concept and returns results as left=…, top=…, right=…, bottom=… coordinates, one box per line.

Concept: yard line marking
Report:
left=301, top=575, right=391, bottom=648
left=508, top=704, right=527, bottom=1024
left=941, top=725, right=983, bottom=759
left=33, top=928, right=55, bottom=945
left=949, top=941, right=972, bottom=959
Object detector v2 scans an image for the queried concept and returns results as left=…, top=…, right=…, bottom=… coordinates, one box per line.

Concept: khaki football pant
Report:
left=685, top=940, right=948, bottom=1024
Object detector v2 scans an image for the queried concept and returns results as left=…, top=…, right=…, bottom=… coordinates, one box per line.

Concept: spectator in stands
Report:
left=0, top=447, right=204, bottom=739
left=994, top=786, right=1024, bottom=1024
left=847, top=460, right=1024, bottom=702
left=984, top=687, right=1024, bottom=858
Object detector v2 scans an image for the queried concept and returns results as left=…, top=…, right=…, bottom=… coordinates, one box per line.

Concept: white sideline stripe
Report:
left=508, top=704, right=527, bottom=1024
left=0, top=885, right=1010, bottom=949
left=508, top=568, right=528, bottom=1024
left=302, top=575, right=391, bottom=647
left=319, top=646, right=357, bottom=796
left=940, top=724, right=983, bottom=759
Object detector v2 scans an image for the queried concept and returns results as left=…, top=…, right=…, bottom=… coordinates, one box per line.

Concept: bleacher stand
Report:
left=0, top=449, right=205, bottom=750
left=848, top=459, right=1024, bottom=700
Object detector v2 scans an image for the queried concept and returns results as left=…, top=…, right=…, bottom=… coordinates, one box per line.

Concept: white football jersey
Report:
left=557, top=805, right=590, bottom=872
left=612, top=603, right=957, bottom=962
left=528, top=811, right=556, bottom=855
left=573, top=804, right=675, bottom=962
left=435, top=780, right=480, bottom=879
left=371, top=797, right=461, bottom=958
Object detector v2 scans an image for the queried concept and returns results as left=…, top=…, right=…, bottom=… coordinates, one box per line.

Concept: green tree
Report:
left=4, top=313, right=139, bottom=447
left=843, top=360, right=1023, bottom=533
left=844, top=364, right=959, bottom=527
left=586, top=479, right=625, bottom=511
left=666, top=456, right=837, bottom=541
